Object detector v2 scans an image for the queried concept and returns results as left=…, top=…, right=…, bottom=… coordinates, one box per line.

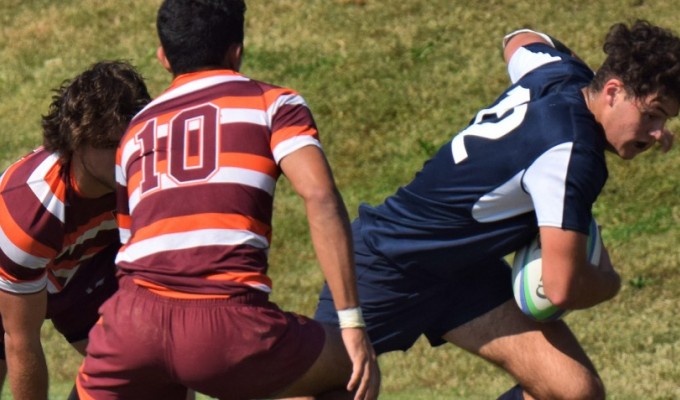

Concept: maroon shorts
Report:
left=0, top=244, right=119, bottom=360
left=77, top=276, right=325, bottom=400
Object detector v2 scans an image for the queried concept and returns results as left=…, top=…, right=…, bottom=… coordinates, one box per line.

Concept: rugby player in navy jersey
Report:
left=316, top=20, right=680, bottom=400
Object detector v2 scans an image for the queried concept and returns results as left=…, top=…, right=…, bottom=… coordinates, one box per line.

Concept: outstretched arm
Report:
left=280, top=145, right=380, bottom=399
left=0, top=289, right=48, bottom=400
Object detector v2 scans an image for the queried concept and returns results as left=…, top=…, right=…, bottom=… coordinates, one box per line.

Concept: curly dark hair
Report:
left=590, top=20, right=680, bottom=103
left=157, top=0, right=246, bottom=75
left=41, top=61, right=151, bottom=163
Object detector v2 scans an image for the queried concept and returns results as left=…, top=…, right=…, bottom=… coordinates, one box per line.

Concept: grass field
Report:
left=1, top=0, right=680, bottom=398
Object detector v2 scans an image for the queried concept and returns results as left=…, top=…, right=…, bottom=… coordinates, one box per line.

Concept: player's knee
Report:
left=573, top=373, right=605, bottom=400
left=534, top=372, right=605, bottom=400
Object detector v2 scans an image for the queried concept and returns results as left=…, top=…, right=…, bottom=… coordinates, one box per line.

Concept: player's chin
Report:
left=620, top=145, right=648, bottom=160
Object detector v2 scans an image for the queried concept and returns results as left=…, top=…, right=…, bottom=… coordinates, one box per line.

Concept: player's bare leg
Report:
left=270, top=324, right=360, bottom=399
left=442, top=300, right=605, bottom=400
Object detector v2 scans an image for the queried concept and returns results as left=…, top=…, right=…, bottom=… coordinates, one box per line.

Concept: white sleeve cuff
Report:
left=502, top=29, right=555, bottom=49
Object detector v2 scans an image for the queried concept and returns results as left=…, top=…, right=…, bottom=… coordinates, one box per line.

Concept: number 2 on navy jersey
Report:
left=451, top=86, right=530, bottom=163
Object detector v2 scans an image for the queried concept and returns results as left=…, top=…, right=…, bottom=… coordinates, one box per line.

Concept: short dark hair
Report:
left=590, top=20, right=680, bottom=103
left=157, top=0, right=247, bottom=75
left=41, top=61, right=151, bottom=163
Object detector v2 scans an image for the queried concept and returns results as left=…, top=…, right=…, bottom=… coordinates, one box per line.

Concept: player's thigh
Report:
left=443, top=300, right=604, bottom=399
left=270, top=323, right=351, bottom=398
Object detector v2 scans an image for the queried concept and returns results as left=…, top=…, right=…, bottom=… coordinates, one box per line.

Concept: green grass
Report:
left=2, top=0, right=680, bottom=398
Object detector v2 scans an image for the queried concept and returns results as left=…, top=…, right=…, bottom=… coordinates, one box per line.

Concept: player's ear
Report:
left=603, top=78, right=624, bottom=107
left=225, top=43, right=243, bottom=72
left=156, top=46, right=173, bottom=73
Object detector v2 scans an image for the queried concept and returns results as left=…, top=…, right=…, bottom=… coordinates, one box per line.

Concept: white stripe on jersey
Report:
left=27, top=153, right=66, bottom=223
left=507, top=46, right=561, bottom=83
left=472, top=170, right=534, bottom=223
left=119, top=227, right=131, bottom=245
left=46, top=278, right=58, bottom=293
left=272, top=138, right=322, bottom=165
left=0, top=273, right=47, bottom=294
left=246, top=282, right=272, bottom=293
left=523, top=142, right=573, bottom=228
left=0, top=224, right=50, bottom=270
left=219, top=108, right=267, bottom=125
left=115, top=164, right=126, bottom=187
left=55, top=219, right=117, bottom=260
left=119, top=130, right=144, bottom=185
left=139, top=75, right=251, bottom=115
left=265, top=93, right=307, bottom=128
left=127, top=166, right=276, bottom=213
left=116, top=228, right=270, bottom=264
left=50, top=260, right=87, bottom=279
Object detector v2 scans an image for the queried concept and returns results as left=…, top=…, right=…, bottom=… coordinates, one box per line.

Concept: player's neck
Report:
left=582, top=87, right=601, bottom=123
left=71, top=156, right=114, bottom=199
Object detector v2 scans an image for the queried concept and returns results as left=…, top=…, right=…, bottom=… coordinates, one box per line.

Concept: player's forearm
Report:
left=5, top=339, right=48, bottom=400
left=0, top=289, right=49, bottom=399
left=546, top=262, right=621, bottom=310
left=304, top=190, right=360, bottom=311
left=571, top=266, right=621, bottom=309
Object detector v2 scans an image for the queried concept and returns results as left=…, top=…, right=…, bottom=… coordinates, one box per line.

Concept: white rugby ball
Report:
left=512, top=218, right=602, bottom=321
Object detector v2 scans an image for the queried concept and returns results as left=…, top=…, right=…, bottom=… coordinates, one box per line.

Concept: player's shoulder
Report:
left=1, top=148, right=61, bottom=191
left=511, top=43, right=592, bottom=88
left=525, top=96, right=601, bottom=147
left=247, top=77, right=304, bottom=102
left=0, top=154, right=66, bottom=256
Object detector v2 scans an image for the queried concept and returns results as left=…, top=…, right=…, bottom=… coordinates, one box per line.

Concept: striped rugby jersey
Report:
left=0, top=148, right=118, bottom=294
left=116, top=69, right=322, bottom=296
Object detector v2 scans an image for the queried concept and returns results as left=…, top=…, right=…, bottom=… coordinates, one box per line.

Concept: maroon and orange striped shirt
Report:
left=0, top=148, right=118, bottom=294
left=116, top=69, right=322, bottom=296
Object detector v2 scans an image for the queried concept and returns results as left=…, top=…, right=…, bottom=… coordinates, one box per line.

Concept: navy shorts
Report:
left=0, top=243, right=119, bottom=360
left=315, top=223, right=513, bottom=355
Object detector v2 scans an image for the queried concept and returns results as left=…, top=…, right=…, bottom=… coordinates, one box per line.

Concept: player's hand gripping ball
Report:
left=512, top=219, right=602, bottom=321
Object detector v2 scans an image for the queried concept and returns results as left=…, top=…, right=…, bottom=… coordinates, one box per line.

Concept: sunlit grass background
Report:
left=1, top=0, right=679, bottom=398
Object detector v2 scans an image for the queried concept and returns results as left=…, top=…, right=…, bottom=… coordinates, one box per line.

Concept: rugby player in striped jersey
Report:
left=0, top=61, right=150, bottom=400
left=77, top=1, right=379, bottom=400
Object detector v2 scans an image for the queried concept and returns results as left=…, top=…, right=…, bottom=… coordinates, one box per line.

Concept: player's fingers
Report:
left=347, top=360, right=363, bottom=395
left=353, top=357, right=381, bottom=400
left=346, top=365, right=360, bottom=391
left=340, top=328, right=379, bottom=399
left=363, top=360, right=381, bottom=400
left=351, top=361, right=375, bottom=400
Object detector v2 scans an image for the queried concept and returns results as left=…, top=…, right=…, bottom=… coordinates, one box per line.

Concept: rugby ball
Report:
left=512, top=218, right=602, bottom=321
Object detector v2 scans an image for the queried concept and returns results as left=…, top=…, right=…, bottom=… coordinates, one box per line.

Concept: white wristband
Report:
left=337, top=307, right=366, bottom=329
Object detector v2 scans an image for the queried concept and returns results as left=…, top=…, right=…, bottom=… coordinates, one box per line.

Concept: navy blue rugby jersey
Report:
left=358, top=42, right=608, bottom=275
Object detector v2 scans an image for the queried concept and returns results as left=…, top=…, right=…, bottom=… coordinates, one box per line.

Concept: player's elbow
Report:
left=542, top=284, right=573, bottom=309
left=542, top=277, right=582, bottom=309
left=298, top=184, right=339, bottom=206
